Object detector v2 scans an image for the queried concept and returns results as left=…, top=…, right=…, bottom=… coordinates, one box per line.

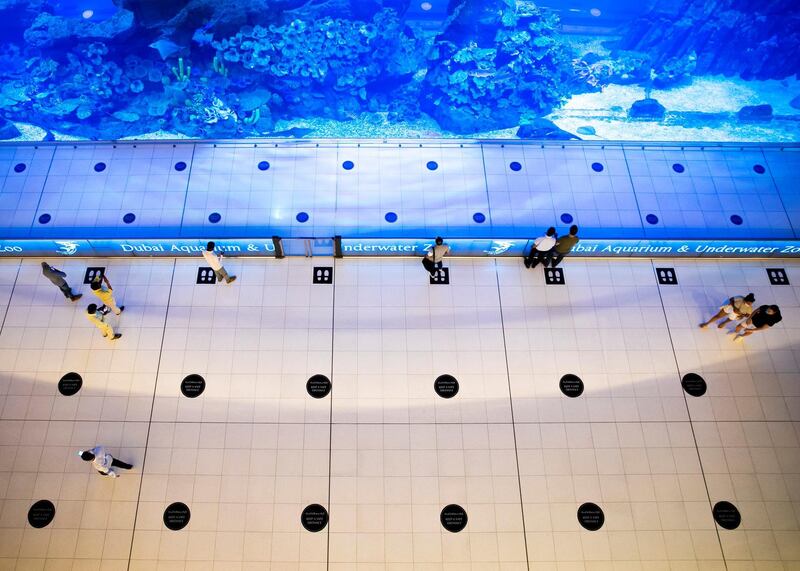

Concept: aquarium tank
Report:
left=0, top=0, right=798, bottom=142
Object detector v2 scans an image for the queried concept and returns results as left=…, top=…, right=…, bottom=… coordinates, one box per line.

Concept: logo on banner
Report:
left=484, top=241, right=514, bottom=255
left=55, top=241, right=80, bottom=256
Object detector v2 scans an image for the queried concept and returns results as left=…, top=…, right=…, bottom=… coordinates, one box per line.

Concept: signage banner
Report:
left=1, top=238, right=799, bottom=258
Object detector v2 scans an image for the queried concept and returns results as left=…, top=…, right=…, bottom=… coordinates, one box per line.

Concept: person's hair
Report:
left=435, top=237, right=443, bottom=245
left=546, top=227, right=556, bottom=236
left=90, top=281, right=101, bottom=290
left=41, top=262, right=48, bottom=268
left=768, top=305, right=780, bottom=313
left=87, top=304, right=97, bottom=314
left=80, top=451, right=95, bottom=461
left=744, top=293, right=755, bottom=302
left=569, top=225, right=578, bottom=235
left=206, top=241, right=215, bottom=251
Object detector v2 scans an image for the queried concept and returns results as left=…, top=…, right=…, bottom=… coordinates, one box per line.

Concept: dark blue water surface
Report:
left=0, top=0, right=796, bottom=142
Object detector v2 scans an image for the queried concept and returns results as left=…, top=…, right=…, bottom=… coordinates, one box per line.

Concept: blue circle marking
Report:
left=753, top=164, right=765, bottom=174
left=730, top=214, right=743, bottom=225
left=93, top=162, right=106, bottom=172
left=258, top=161, right=270, bottom=171
left=385, top=212, right=398, bottom=223
left=14, top=163, right=26, bottom=173
left=38, top=213, right=51, bottom=224
left=560, top=213, right=574, bottom=224
left=296, top=212, right=309, bottom=223
left=672, top=163, right=685, bottom=173
left=426, top=161, right=438, bottom=171
left=473, top=212, right=486, bottom=223
left=208, top=212, right=221, bottom=223
left=175, top=161, right=187, bottom=171
left=646, top=213, right=659, bottom=225
left=591, top=162, right=604, bottom=172
left=123, top=213, right=136, bottom=224
left=509, top=161, right=522, bottom=172
left=342, top=160, right=354, bottom=170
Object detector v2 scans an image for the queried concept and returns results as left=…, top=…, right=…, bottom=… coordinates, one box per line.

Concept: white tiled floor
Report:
left=0, top=257, right=798, bottom=569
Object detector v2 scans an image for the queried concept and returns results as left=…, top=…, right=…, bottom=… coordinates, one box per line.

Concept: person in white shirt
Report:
left=425, top=237, right=450, bottom=276
left=202, top=241, right=237, bottom=284
left=524, top=227, right=557, bottom=269
left=78, top=446, right=133, bottom=478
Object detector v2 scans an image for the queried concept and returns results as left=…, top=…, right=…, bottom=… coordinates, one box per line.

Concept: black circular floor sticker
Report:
left=681, top=373, right=707, bottom=397
left=434, top=374, right=459, bottom=398
left=713, top=501, right=741, bottom=530
left=577, top=502, right=604, bottom=531
left=301, top=504, right=329, bottom=532
left=559, top=374, right=584, bottom=398
left=58, top=372, right=83, bottom=396
left=306, top=374, right=331, bottom=398
left=180, top=374, right=205, bottom=398
left=440, top=504, right=468, bottom=532
left=163, top=502, right=191, bottom=530
left=27, top=500, right=55, bottom=528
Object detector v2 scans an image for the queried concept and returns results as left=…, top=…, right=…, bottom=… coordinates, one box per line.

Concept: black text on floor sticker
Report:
left=180, top=374, right=205, bottom=398
left=306, top=374, right=331, bottom=398
left=434, top=375, right=459, bottom=398
left=577, top=502, right=604, bottom=531
left=440, top=504, right=468, bottom=532
left=301, top=504, right=329, bottom=532
left=559, top=374, right=584, bottom=398
left=712, top=501, right=741, bottom=530
left=681, top=373, right=707, bottom=397
left=28, top=500, right=55, bottom=528
left=163, top=502, right=191, bottom=530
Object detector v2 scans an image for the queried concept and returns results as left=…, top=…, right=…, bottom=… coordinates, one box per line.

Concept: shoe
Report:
left=119, top=305, right=125, bottom=312
left=112, top=334, right=122, bottom=340
left=226, top=276, right=237, bottom=284
left=698, top=323, right=707, bottom=328
left=717, top=322, right=727, bottom=329
left=100, top=305, right=110, bottom=315
left=523, top=259, right=531, bottom=269
left=70, top=294, right=82, bottom=302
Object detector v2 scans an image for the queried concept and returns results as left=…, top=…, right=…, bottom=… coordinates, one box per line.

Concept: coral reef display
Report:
left=0, top=0, right=797, bottom=141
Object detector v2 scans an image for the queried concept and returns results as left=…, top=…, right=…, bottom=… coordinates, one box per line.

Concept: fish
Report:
left=263, top=127, right=315, bottom=138
left=149, top=39, right=183, bottom=60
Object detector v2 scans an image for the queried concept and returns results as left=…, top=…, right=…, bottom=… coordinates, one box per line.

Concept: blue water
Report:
left=0, top=0, right=797, bottom=142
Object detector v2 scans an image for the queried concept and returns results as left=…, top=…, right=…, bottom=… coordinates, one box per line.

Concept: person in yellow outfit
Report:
left=86, top=304, right=122, bottom=341
left=90, top=274, right=125, bottom=315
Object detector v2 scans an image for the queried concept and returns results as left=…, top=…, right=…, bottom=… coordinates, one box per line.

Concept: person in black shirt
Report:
left=733, top=304, right=782, bottom=341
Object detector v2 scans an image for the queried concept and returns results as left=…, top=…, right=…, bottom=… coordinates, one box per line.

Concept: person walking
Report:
left=524, top=227, right=557, bottom=269
left=699, top=293, right=755, bottom=329
left=202, top=242, right=237, bottom=284
left=41, top=262, right=82, bottom=302
left=77, top=446, right=133, bottom=478
left=85, top=303, right=121, bottom=341
left=423, top=237, right=450, bottom=276
left=90, top=274, right=124, bottom=315
left=732, top=304, right=782, bottom=341
left=550, top=225, right=579, bottom=267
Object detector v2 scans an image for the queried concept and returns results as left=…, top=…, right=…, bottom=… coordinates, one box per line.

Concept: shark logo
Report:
left=55, top=241, right=80, bottom=256
left=484, top=241, right=514, bottom=256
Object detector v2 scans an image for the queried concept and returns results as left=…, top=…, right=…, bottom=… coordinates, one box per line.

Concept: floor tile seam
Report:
left=491, top=258, right=531, bottom=569
left=125, top=259, right=177, bottom=571
left=759, top=148, right=797, bottom=239
left=325, top=255, right=337, bottom=571
left=650, top=260, right=729, bottom=570
left=25, top=149, right=57, bottom=236
left=0, top=260, right=22, bottom=336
